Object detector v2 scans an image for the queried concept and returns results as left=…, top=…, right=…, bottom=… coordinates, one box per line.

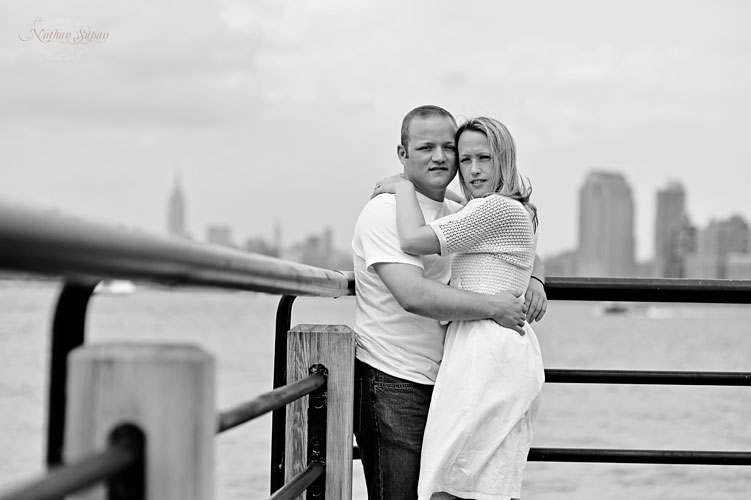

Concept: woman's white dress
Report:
left=418, top=194, right=545, bottom=500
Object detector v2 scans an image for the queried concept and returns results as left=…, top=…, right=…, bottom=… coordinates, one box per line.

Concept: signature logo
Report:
left=18, top=17, right=109, bottom=59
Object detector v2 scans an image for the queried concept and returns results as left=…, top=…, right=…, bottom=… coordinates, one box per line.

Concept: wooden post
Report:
left=285, top=325, right=355, bottom=500
left=65, top=343, right=215, bottom=500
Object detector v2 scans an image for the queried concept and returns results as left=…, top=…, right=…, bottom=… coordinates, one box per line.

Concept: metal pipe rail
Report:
left=529, top=448, right=751, bottom=466
left=0, top=203, right=353, bottom=297
left=216, top=367, right=330, bottom=500
left=544, top=276, right=751, bottom=303
left=0, top=426, right=143, bottom=500
left=349, top=446, right=751, bottom=467
left=4, top=202, right=751, bottom=302
left=545, top=369, right=751, bottom=385
left=269, top=462, right=325, bottom=500
left=217, top=372, right=327, bottom=433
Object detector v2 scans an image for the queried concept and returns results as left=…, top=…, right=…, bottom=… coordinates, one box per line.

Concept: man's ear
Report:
left=396, top=144, right=408, bottom=166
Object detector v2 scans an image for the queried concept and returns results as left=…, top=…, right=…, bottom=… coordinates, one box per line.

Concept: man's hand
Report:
left=488, top=292, right=527, bottom=336
left=524, top=277, right=547, bottom=323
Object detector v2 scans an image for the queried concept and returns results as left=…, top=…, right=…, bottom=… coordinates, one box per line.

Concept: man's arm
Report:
left=374, top=262, right=528, bottom=335
left=525, top=255, right=547, bottom=322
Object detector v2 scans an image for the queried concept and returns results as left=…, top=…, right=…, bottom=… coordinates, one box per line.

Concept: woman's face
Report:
left=458, top=130, right=496, bottom=198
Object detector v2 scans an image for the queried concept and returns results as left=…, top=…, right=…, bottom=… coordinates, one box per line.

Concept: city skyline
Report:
left=545, top=171, right=751, bottom=278
left=166, top=165, right=750, bottom=279
left=165, top=179, right=352, bottom=270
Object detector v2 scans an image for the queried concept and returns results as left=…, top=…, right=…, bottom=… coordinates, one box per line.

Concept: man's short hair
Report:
left=400, top=105, right=457, bottom=148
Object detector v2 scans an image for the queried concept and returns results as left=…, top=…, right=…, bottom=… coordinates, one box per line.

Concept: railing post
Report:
left=64, top=343, right=215, bottom=500
left=271, top=295, right=297, bottom=493
left=47, top=280, right=97, bottom=468
left=285, top=325, right=355, bottom=500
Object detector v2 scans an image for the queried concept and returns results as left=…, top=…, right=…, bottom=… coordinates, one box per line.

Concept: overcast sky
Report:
left=2, top=0, right=749, bottom=261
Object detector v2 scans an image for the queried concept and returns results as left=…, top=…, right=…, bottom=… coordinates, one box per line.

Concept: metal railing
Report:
left=1, top=363, right=330, bottom=500
left=0, top=203, right=352, bottom=468
left=216, top=366, right=330, bottom=500
left=0, top=202, right=353, bottom=297
left=0, top=424, right=144, bottom=500
left=218, top=371, right=327, bottom=433
left=0, top=204, right=348, bottom=499
left=272, top=277, right=751, bottom=482
left=544, top=276, right=751, bottom=303
left=2, top=202, right=750, bottom=498
left=529, top=276, right=751, bottom=467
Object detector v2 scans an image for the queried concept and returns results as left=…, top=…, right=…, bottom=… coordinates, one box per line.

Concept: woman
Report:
left=380, top=117, right=544, bottom=499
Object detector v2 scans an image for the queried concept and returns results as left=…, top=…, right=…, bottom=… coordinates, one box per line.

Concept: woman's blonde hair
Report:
left=456, top=116, right=538, bottom=230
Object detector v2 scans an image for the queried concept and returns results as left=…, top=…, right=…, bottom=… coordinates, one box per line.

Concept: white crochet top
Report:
left=428, top=194, right=536, bottom=298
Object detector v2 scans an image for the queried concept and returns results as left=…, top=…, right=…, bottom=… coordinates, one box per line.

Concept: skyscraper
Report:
left=167, top=175, right=186, bottom=237
left=685, top=215, right=749, bottom=278
left=578, top=170, right=636, bottom=277
left=654, top=181, right=688, bottom=277
left=207, top=225, right=234, bottom=247
left=273, top=221, right=282, bottom=256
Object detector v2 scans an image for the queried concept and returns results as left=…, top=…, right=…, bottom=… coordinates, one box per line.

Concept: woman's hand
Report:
left=444, top=188, right=467, bottom=205
left=371, top=173, right=409, bottom=199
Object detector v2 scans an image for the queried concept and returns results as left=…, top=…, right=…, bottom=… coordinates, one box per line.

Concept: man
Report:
left=352, top=105, right=546, bottom=500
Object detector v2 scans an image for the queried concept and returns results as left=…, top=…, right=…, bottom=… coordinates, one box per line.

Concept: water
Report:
left=1, top=281, right=749, bottom=499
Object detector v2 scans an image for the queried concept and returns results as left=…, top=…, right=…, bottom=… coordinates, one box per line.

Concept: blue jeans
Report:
left=354, top=359, right=434, bottom=500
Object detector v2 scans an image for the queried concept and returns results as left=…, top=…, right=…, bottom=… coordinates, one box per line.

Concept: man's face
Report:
left=397, top=115, right=458, bottom=200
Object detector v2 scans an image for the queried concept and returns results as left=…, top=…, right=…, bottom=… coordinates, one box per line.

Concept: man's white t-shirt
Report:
left=352, top=192, right=461, bottom=384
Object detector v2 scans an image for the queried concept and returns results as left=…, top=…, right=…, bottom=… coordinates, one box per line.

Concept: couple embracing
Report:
left=352, top=105, right=547, bottom=500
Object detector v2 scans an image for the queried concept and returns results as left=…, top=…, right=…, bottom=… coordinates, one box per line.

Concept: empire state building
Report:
left=167, top=176, right=187, bottom=237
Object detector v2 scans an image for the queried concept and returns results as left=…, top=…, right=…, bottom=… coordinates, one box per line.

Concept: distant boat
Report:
left=645, top=306, right=675, bottom=319
left=600, top=301, right=629, bottom=315
left=94, top=280, right=136, bottom=295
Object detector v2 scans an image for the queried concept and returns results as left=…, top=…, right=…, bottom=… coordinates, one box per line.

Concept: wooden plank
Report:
left=285, top=325, right=355, bottom=500
left=65, top=343, right=215, bottom=500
